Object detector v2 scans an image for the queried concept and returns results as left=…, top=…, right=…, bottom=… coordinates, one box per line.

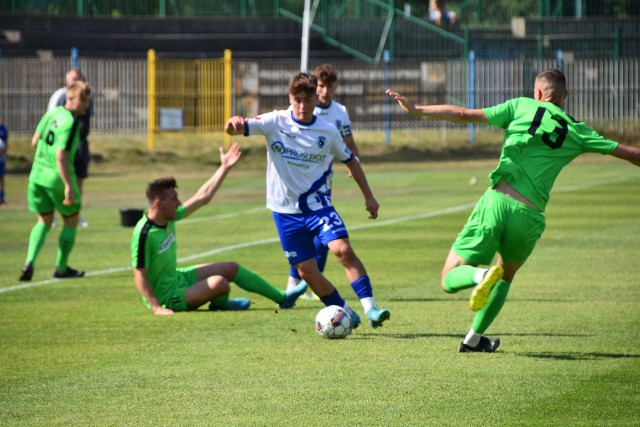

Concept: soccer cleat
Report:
left=469, top=265, right=504, bottom=312
left=279, top=281, right=308, bottom=309
left=344, top=306, right=361, bottom=329
left=19, top=262, right=34, bottom=281
left=366, top=306, right=391, bottom=328
left=53, top=266, right=85, bottom=279
left=209, top=297, right=251, bottom=311
left=458, top=336, right=501, bottom=353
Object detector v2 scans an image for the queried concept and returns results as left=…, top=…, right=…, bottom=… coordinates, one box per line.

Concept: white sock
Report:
left=473, top=268, right=489, bottom=284
left=463, top=329, right=482, bottom=347
left=286, top=276, right=301, bottom=292
left=360, top=297, right=375, bottom=313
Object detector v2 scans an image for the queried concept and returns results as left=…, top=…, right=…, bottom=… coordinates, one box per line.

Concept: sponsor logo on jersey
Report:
left=270, top=141, right=327, bottom=163
left=159, top=230, right=175, bottom=253
left=279, top=130, right=296, bottom=139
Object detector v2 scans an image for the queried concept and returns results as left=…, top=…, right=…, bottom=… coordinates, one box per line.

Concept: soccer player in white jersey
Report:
left=225, top=72, right=390, bottom=328
left=285, top=64, right=361, bottom=299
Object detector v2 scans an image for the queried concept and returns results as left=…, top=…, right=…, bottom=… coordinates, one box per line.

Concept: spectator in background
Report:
left=48, top=68, right=94, bottom=227
left=428, top=0, right=458, bottom=28
left=0, top=124, right=7, bottom=207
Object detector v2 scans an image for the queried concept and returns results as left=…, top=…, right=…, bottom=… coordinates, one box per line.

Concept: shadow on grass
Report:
left=517, top=352, right=640, bottom=360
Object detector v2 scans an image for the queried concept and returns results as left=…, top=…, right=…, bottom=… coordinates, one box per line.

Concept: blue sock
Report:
left=350, top=275, right=373, bottom=299
left=320, top=289, right=346, bottom=307
left=289, top=264, right=300, bottom=280
left=0, top=191, right=4, bottom=202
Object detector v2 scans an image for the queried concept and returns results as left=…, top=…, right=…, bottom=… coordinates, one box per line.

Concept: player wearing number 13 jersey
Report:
left=225, top=72, right=391, bottom=329
left=387, top=69, right=640, bottom=352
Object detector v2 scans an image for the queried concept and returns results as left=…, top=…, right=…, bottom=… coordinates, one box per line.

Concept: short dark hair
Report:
left=146, top=176, right=177, bottom=202
left=289, top=72, right=317, bottom=97
left=314, top=64, right=338, bottom=85
left=535, top=69, right=567, bottom=101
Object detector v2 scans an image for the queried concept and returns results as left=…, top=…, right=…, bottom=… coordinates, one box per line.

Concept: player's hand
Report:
left=220, top=142, right=242, bottom=169
left=63, top=186, right=74, bottom=206
left=385, top=89, right=418, bottom=115
left=365, top=197, right=379, bottom=220
left=224, top=116, right=246, bottom=135
left=153, top=306, right=174, bottom=315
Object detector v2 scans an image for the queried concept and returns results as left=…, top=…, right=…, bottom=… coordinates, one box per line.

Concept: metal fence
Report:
left=1, top=56, right=638, bottom=136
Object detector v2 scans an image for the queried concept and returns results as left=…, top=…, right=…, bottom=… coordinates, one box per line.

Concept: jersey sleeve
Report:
left=483, top=98, right=519, bottom=129
left=54, top=114, right=79, bottom=152
left=572, top=122, right=619, bottom=154
left=175, top=205, right=186, bottom=221
left=338, top=104, right=353, bottom=138
left=329, top=127, right=353, bottom=162
left=246, top=111, right=276, bottom=137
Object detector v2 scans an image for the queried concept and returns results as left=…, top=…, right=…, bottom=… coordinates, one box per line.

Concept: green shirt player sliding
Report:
left=386, top=69, right=640, bottom=352
left=20, top=81, right=91, bottom=281
left=130, top=142, right=307, bottom=315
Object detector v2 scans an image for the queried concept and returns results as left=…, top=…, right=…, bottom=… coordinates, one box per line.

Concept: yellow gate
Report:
left=147, top=49, right=231, bottom=150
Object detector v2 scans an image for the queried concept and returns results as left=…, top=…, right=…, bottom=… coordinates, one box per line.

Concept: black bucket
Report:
left=120, top=208, right=144, bottom=227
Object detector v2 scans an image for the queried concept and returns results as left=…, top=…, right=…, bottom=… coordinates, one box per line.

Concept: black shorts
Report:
left=74, top=139, right=90, bottom=179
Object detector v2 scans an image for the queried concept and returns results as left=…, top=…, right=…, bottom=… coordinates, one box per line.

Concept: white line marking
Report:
left=2, top=174, right=637, bottom=294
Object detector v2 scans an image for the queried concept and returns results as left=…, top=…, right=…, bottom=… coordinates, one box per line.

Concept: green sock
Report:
left=55, top=225, right=77, bottom=273
left=234, top=265, right=285, bottom=303
left=25, top=222, right=50, bottom=267
left=210, top=294, right=229, bottom=308
left=472, top=280, right=511, bottom=334
left=443, top=265, right=479, bottom=293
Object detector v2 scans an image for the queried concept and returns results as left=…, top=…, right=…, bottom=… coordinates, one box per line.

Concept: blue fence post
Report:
left=384, top=49, right=391, bottom=146
left=468, top=49, right=475, bottom=145
left=71, top=47, right=78, bottom=68
left=556, top=49, right=563, bottom=71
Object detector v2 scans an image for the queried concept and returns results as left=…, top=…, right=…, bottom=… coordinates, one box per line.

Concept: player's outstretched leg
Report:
left=469, top=265, right=503, bottom=311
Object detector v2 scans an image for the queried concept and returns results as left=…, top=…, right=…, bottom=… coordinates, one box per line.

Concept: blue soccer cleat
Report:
left=209, top=297, right=251, bottom=311
left=366, top=306, right=391, bottom=328
left=279, top=281, right=308, bottom=309
left=344, top=306, right=361, bottom=329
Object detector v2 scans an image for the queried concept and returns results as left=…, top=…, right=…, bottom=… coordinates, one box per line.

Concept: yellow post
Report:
left=147, top=49, right=157, bottom=151
left=223, top=49, right=232, bottom=148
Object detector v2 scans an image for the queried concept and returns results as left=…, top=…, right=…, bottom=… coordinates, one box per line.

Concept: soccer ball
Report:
left=315, top=305, right=352, bottom=339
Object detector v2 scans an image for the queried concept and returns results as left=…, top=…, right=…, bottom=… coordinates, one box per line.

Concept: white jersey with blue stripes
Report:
left=246, top=107, right=353, bottom=214
left=314, top=100, right=352, bottom=139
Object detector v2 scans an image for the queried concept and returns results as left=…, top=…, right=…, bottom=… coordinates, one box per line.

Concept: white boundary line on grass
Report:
left=2, top=174, right=637, bottom=294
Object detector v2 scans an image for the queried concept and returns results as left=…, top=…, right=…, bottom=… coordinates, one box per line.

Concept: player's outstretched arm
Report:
left=133, top=268, right=173, bottom=315
left=182, top=142, right=242, bottom=217
left=385, top=89, right=489, bottom=124
left=225, top=116, right=246, bottom=135
left=610, top=143, right=640, bottom=167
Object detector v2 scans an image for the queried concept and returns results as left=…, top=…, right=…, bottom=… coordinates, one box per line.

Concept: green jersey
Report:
left=30, top=106, right=81, bottom=190
left=484, top=97, right=618, bottom=211
left=130, top=205, right=187, bottom=301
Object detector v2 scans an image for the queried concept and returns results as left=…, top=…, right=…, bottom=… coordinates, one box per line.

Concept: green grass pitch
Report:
left=1, top=134, right=639, bottom=426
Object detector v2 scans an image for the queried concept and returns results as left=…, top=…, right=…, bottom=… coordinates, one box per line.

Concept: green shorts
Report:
left=452, top=189, right=545, bottom=265
left=145, top=266, right=198, bottom=312
left=27, top=181, right=81, bottom=217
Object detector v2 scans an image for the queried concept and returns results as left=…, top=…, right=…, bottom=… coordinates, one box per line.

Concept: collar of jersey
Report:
left=290, top=111, right=316, bottom=127
left=315, top=100, right=332, bottom=110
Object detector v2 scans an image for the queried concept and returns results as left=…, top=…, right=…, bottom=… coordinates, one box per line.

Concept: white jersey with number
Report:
left=246, top=107, right=353, bottom=214
left=314, top=100, right=353, bottom=139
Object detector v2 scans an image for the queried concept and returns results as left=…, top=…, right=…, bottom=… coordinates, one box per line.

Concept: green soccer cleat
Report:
left=469, top=265, right=504, bottom=312
left=366, top=306, right=390, bottom=328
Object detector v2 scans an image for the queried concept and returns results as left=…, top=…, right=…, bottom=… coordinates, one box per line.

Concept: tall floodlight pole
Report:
left=301, top=0, right=311, bottom=72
